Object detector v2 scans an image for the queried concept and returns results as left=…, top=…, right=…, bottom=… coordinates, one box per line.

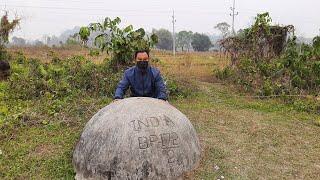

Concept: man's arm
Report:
left=154, top=72, right=168, bottom=100
left=114, top=73, right=130, bottom=99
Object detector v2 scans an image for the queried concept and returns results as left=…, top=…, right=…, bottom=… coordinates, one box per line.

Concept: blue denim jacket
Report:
left=114, top=66, right=167, bottom=100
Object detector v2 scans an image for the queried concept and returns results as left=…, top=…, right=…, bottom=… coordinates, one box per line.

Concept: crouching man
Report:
left=114, top=50, right=167, bottom=101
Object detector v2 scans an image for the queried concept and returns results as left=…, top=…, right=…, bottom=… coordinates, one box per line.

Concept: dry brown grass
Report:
left=174, top=82, right=320, bottom=179
left=152, top=50, right=229, bottom=83
left=8, top=46, right=108, bottom=63
left=8, top=46, right=230, bottom=82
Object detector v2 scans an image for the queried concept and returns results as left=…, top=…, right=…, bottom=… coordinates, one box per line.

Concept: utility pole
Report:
left=230, top=0, right=238, bottom=35
left=172, top=10, right=176, bottom=57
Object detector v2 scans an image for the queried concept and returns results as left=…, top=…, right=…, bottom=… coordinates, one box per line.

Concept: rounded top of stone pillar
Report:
left=73, top=97, right=201, bottom=180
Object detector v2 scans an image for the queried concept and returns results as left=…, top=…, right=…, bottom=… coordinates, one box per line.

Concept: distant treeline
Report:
left=8, top=27, right=223, bottom=51
left=8, top=25, right=313, bottom=52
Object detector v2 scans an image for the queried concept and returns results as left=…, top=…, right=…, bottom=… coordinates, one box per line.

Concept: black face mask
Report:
left=137, top=61, right=148, bottom=70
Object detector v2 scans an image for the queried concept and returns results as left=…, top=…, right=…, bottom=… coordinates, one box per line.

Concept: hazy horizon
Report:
left=1, top=0, right=320, bottom=41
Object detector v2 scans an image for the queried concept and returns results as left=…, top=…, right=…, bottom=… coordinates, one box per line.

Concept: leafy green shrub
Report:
left=79, top=17, right=158, bottom=70
left=215, top=66, right=235, bottom=80
left=8, top=55, right=121, bottom=100
left=14, top=51, right=27, bottom=64
left=261, top=79, right=274, bottom=96
left=164, top=77, right=197, bottom=99
left=215, top=13, right=320, bottom=114
left=89, top=49, right=100, bottom=57
left=150, top=57, right=161, bottom=64
left=0, top=82, right=9, bottom=125
left=218, top=32, right=320, bottom=90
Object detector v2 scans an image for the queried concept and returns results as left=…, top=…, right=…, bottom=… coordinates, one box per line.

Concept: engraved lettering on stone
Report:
left=147, top=117, right=160, bottom=127
left=138, top=132, right=180, bottom=150
left=160, top=133, right=170, bottom=148
left=149, top=135, right=158, bottom=146
left=177, top=154, right=184, bottom=165
left=163, top=115, right=175, bottom=126
left=167, top=149, right=175, bottom=163
left=129, top=120, right=138, bottom=131
left=138, top=119, right=149, bottom=128
left=138, top=137, right=149, bottom=149
left=130, top=115, right=175, bottom=131
left=170, top=132, right=179, bottom=146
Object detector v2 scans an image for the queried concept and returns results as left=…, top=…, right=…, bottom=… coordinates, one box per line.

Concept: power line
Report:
left=0, top=4, right=172, bottom=13
left=230, top=0, right=238, bottom=35
left=172, top=10, right=176, bottom=57
left=0, top=4, right=241, bottom=15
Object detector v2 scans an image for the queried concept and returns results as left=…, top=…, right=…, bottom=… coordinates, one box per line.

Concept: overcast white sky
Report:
left=1, top=0, right=320, bottom=40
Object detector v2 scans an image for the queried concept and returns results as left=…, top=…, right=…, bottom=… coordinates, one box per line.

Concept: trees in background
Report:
left=11, top=36, right=26, bottom=46
left=66, top=37, right=79, bottom=46
left=0, top=12, right=20, bottom=79
left=152, top=29, right=213, bottom=52
left=0, top=12, right=20, bottom=47
left=214, top=22, right=231, bottom=38
left=34, top=40, right=44, bottom=46
left=191, top=33, right=212, bottom=51
left=176, top=30, right=193, bottom=51
left=152, top=29, right=173, bottom=50
left=152, top=29, right=214, bottom=52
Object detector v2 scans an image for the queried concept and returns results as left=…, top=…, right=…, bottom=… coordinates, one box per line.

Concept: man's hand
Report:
left=161, top=99, right=169, bottom=103
left=112, top=99, right=121, bottom=103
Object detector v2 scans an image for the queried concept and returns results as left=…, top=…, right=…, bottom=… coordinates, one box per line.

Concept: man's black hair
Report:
left=134, top=50, right=150, bottom=59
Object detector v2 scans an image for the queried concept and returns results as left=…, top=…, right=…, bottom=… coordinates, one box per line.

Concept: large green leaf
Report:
left=124, top=25, right=133, bottom=33
left=79, top=27, right=90, bottom=41
left=80, top=17, right=157, bottom=67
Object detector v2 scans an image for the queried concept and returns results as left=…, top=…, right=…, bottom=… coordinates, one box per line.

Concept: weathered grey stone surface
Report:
left=73, top=97, right=201, bottom=180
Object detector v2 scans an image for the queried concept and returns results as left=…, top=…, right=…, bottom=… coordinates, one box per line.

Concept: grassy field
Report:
left=1, top=47, right=320, bottom=179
